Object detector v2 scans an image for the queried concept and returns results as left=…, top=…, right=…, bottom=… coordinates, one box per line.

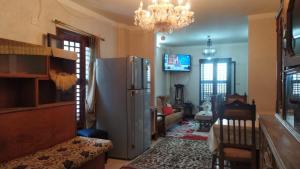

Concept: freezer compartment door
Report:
left=127, top=90, right=144, bottom=159
left=143, top=59, right=151, bottom=89
left=127, top=56, right=143, bottom=90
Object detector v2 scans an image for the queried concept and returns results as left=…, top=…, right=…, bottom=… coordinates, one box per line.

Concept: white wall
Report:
left=155, top=42, right=248, bottom=111
left=155, top=46, right=170, bottom=101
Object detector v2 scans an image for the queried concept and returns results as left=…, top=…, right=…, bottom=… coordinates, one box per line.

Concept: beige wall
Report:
left=248, top=13, right=277, bottom=115
left=154, top=46, right=171, bottom=102
left=0, top=0, right=156, bottom=104
left=0, top=0, right=119, bottom=58
left=117, top=27, right=156, bottom=105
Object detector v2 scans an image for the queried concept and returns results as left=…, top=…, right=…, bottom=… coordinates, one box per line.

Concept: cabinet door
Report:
left=285, top=0, right=300, bottom=67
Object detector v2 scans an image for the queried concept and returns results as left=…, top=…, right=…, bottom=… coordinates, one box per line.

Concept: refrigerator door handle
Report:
left=131, top=59, right=135, bottom=89
left=131, top=92, right=136, bottom=150
left=130, top=90, right=136, bottom=96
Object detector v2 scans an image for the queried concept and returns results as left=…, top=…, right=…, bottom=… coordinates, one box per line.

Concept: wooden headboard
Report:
left=0, top=103, right=76, bottom=162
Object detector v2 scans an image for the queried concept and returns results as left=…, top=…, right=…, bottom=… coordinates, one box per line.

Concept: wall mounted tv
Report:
left=163, top=54, right=191, bottom=72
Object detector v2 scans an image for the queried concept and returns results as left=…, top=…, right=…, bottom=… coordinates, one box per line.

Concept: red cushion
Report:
left=162, top=106, right=173, bottom=116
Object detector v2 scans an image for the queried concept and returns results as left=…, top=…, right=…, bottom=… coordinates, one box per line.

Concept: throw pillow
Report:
left=162, top=106, right=173, bottom=116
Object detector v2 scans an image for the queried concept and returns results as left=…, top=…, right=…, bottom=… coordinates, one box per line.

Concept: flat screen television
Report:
left=163, top=54, right=191, bottom=72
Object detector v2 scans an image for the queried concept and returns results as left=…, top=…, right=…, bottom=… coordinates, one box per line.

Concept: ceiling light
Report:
left=134, top=0, right=195, bottom=33
left=203, top=36, right=216, bottom=56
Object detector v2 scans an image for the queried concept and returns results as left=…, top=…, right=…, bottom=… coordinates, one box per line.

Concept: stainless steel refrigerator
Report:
left=95, top=56, right=151, bottom=159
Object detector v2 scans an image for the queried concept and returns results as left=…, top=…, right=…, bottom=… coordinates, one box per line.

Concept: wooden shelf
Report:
left=0, top=102, right=75, bottom=114
left=0, top=73, right=48, bottom=78
left=37, top=101, right=75, bottom=108
left=38, top=80, right=75, bottom=105
left=0, top=78, right=36, bottom=109
left=0, top=55, right=48, bottom=76
left=37, top=76, right=50, bottom=80
left=50, top=56, right=75, bottom=74
left=0, top=107, right=36, bottom=114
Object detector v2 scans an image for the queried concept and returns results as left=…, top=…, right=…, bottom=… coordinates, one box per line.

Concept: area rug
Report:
left=125, top=137, right=212, bottom=169
left=166, top=120, right=209, bottom=140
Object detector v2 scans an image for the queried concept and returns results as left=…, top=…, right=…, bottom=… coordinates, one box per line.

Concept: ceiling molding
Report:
left=248, top=12, right=276, bottom=20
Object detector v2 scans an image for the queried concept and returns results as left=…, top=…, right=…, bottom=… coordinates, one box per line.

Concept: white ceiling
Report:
left=71, top=0, right=280, bottom=46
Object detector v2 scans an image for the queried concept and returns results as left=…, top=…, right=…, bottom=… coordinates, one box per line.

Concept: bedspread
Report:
left=0, top=136, right=113, bottom=169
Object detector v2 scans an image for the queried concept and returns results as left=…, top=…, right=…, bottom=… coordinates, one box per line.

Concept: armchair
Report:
left=156, top=96, right=184, bottom=136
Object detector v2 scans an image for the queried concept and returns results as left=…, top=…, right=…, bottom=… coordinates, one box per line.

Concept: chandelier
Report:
left=203, top=36, right=216, bottom=56
left=134, top=0, right=195, bottom=33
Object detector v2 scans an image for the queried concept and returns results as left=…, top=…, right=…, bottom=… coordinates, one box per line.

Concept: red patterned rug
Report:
left=166, top=120, right=209, bottom=140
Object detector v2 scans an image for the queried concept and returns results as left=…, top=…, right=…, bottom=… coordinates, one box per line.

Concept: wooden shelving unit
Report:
left=0, top=38, right=77, bottom=113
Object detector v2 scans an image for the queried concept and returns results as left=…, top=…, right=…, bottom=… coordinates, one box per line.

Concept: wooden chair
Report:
left=211, top=94, right=225, bottom=122
left=226, top=93, right=247, bottom=104
left=212, top=100, right=256, bottom=169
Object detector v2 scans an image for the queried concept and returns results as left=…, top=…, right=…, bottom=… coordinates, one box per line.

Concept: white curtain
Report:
left=85, top=36, right=100, bottom=128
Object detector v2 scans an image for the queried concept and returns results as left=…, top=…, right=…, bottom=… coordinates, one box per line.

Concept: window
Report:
left=57, top=28, right=90, bottom=128
left=63, top=40, right=82, bottom=121
left=200, top=58, right=233, bottom=103
left=85, top=47, right=91, bottom=94
left=292, top=73, right=300, bottom=96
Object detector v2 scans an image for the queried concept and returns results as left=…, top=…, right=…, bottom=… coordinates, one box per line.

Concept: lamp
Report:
left=134, top=0, right=195, bottom=33
left=203, top=36, right=216, bottom=57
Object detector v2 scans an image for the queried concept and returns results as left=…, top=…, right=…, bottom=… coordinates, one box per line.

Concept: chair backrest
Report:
left=211, top=94, right=225, bottom=122
left=226, top=93, right=247, bottom=104
left=219, top=100, right=256, bottom=150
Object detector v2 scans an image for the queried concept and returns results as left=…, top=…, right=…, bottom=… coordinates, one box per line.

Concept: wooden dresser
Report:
left=259, top=115, right=300, bottom=169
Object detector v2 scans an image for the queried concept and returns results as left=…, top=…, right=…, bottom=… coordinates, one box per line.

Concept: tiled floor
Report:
left=105, top=138, right=163, bottom=169
left=105, top=158, right=129, bottom=169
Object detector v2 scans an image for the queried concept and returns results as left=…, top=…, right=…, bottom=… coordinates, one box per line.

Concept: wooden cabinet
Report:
left=283, top=0, right=300, bottom=67
left=263, top=1, right=300, bottom=168
left=276, top=0, right=300, bottom=141
left=260, top=115, right=300, bottom=169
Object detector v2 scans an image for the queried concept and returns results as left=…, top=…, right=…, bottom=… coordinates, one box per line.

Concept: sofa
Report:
left=156, top=96, right=184, bottom=136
